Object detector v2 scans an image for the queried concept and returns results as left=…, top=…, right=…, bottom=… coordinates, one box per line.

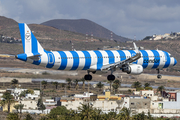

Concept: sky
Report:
left=0, top=0, right=180, bottom=40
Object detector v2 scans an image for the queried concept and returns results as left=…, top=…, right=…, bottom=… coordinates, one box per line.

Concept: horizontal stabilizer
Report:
left=0, top=54, right=15, bottom=58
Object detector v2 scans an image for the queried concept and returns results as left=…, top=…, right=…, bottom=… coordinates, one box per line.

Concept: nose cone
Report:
left=174, top=58, right=177, bottom=66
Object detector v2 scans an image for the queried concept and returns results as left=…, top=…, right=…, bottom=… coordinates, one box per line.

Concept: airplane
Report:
left=12, top=23, right=177, bottom=80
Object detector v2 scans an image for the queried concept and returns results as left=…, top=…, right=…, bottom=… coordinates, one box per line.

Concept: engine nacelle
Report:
left=122, top=64, right=143, bottom=75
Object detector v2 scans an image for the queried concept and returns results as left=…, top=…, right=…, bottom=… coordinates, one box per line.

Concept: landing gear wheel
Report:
left=84, top=74, right=92, bottom=80
left=107, top=74, right=115, bottom=81
left=157, top=74, right=162, bottom=79
left=156, top=69, right=162, bottom=79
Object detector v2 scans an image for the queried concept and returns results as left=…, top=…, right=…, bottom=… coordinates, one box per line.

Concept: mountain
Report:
left=41, top=19, right=130, bottom=42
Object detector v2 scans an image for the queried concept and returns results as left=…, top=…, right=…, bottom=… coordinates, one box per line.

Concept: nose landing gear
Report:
left=157, top=69, right=162, bottom=79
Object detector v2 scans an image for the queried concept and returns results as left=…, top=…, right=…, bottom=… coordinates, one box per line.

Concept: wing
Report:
left=101, top=52, right=141, bottom=71
left=101, top=42, right=141, bottom=71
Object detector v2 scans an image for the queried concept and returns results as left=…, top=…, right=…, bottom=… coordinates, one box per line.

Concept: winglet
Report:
left=133, top=42, right=138, bottom=51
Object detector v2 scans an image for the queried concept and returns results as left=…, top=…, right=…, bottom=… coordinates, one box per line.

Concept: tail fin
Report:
left=19, top=23, right=44, bottom=56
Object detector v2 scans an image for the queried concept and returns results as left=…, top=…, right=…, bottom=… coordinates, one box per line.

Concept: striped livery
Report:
left=16, top=23, right=177, bottom=75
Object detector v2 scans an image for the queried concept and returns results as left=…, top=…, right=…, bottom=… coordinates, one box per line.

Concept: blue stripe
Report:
left=94, top=51, right=103, bottom=70
left=140, top=50, right=149, bottom=68
left=58, top=51, right=67, bottom=70
left=17, top=53, right=27, bottom=61
left=117, top=50, right=126, bottom=61
left=82, top=51, right=91, bottom=70
left=31, top=32, right=38, bottom=55
left=33, top=58, right=41, bottom=65
left=45, top=50, right=55, bottom=68
left=151, top=50, right=160, bottom=68
left=19, top=23, right=25, bottom=53
left=163, top=51, right=170, bottom=68
left=128, top=50, right=137, bottom=64
left=105, top=50, right=115, bottom=64
left=70, top=51, right=79, bottom=70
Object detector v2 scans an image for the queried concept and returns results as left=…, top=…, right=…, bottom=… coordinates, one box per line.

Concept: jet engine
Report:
left=122, top=64, right=143, bottom=75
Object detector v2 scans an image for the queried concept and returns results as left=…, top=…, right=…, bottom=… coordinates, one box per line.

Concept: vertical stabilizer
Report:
left=19, top=23, right=44, bottom=56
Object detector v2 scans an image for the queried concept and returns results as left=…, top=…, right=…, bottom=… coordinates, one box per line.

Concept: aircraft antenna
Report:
left=72, top=42, right=74, bottom=51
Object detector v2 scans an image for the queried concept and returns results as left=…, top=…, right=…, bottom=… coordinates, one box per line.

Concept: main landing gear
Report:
left=107, top=74, right=115, bottom=81
left=84, top=71, right=116, bottom=81
left=157, top=69, right=162, bottom=79
left=84, top=72, right=92, bottom=80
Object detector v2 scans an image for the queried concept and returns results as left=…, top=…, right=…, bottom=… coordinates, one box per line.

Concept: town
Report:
left=0, top=75, right=180, bottom=119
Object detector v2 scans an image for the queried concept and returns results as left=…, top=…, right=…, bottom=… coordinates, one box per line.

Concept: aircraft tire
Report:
left=107, top=75, right=115, bottom=81
left=84, top=74, right=92, bottom=80
left=157, top=74, right=162, bottom=79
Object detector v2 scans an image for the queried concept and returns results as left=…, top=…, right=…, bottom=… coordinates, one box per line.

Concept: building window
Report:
left=145, top=103, right=147, bottom=105
left=131, top=103, right=134, bottom=105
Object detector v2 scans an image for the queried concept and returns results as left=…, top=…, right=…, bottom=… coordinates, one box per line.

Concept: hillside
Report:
left=41, top=19, right=130, bottom=42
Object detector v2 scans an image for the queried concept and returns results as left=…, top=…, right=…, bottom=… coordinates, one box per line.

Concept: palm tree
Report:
left=112, top=83, right=119, bottom=94
left=13, top=104, right=19, bottom=113
left=80, top=77, right=86, bottom=91
left=114, top=79, right=121, bottom=86
left=74, top=79, right=79, bottom=90
left=61, top=83, right=65, bottom=90
left=108, top=79, right=115, bottom=93
left=121, top=107, right=131, bottom=120
left=96, top=82, right=104, bottom=93
left=41, top=81, right=47, bottom=89
left=66, top=78, right=72, bottom=89
left=131, top=81, right=142, bottom=89
left=144, top=83, right=150, bottom=88
left=157, top=86, right=165, bottom=96
left=11, top=79, right=18, bottom=88
left=19, top=104, right=24, bottom=114
left=53, top=82, right=59, bottom=89
left=0, top=91, right=15, bottom=113
left=113, top=80, right=121, bottom=92
left=13, top=104, right=24, bottom=114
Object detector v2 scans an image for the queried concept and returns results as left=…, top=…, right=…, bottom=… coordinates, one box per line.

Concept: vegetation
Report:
left=52, top=81, right=59, bottom=89
left=157, top=86, right=165, bottom=96
left=6, top=113, right=20, bottom=120
left=31, top=104, right=176, bottom=120
left=112, top=80, right=121, bottom=94
left=74, top=79, right=79, bottom=90
left=0, top=91, right=15, bottom=113
left=132, top=81, right=144, bottom=91
left=80, top=77, right=86, bottom=91
left=37, top=98, right=46, bottom=113
left=96, top=82, right=104, bottom=93
left=41, top=81, right=48, bottom=89
left=66, top=78, right=72, bottom=90
left=108, top=79, right=115, bottom=93
left=11, top=79, right=18, bottom=88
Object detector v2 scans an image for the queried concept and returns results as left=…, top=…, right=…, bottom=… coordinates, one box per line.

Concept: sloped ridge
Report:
left=0, top=16, right=18, bottom=29
left=41, top=19, right=130, bottom=42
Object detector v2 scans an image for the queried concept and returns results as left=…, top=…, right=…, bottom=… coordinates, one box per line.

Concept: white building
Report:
left=19, top=100, right=38, bottom=110
left=43, top=99, right=57, bottom=106
left=74, top=92, right=94, bottom=100
left=140, top=90, right=154, bottom=98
